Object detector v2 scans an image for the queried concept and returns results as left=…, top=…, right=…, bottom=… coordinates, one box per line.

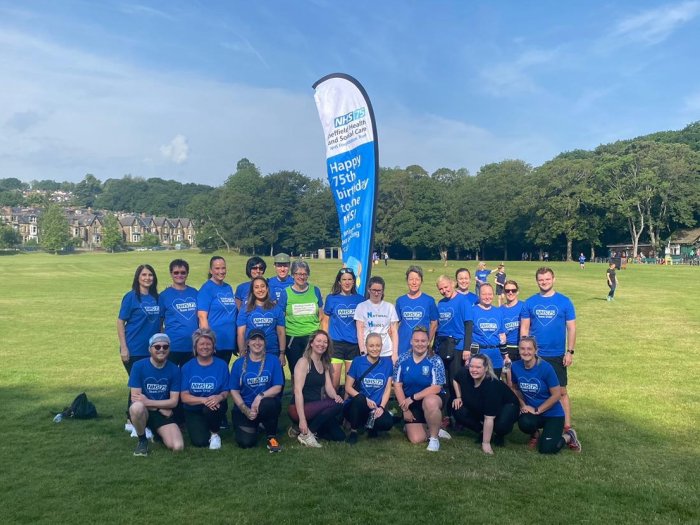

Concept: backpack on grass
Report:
left=58, top=392, right=98, bottom=420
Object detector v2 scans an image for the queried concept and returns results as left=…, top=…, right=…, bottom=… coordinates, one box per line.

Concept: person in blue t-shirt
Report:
left=396, top=265, right=438, bottom=356
left=197, top=256, right=237, bottom=365
left=500, top=280, right=524, bottom=363
left=455, top=268, right=479, bottom=306
left=180, top=328, right=230, bottom=449
left=344, top=333, right=394, bottom=444
left=236, top=277, right=286, bottom=365
left=234, top=256, right=267, bottom=310
left=579, top=253, right=586, bottom=269
left=128, top=333, right=184, bottom=456
left=474, top=262, right=491, bottom=295
left=322, top=268, right=365, bottom=391
left=520, top=267, right=577, bottom=431
left=394, top=327, right=451, bottom=452
left=472, top=283, right=508, bottom=377
left=230, top=329, right=285, bottom=452
left=268, top=253, right=293, bottom=303
left=510, top=336, right=581, bottom=454
left=117, top=264, right=161, bottom=433
left=159, top=259, right=198, bottom=367
left=435, top=275, right=473, bottom=413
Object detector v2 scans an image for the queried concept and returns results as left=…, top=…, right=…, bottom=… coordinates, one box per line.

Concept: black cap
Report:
left=248, top=328, right=265, bottom=340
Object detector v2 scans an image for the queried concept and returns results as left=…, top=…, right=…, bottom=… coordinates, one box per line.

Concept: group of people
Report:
left=118, top=255, right=582, bottom=457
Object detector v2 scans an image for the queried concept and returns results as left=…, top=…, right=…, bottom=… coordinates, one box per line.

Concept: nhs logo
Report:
left=334, top=107, right=366, bottom=127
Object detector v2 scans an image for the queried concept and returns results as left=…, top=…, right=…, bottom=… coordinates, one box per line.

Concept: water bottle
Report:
left=53, top=413, right=63, bottom=423
left=501, top=361, right=511, bottom=382
left=365, top=409, right=376, bottom=429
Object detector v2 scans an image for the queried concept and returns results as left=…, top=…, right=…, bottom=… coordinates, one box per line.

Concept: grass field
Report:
left=1, top=251, right=698, bottom=524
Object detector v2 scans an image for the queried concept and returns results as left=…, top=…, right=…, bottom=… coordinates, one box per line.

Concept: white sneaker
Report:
left=125, top=422, right=135, bottom=433
left=298, top=432, right=322, bottom=448
left=145, top=427, right=154, bottom=442
left=209, top=433, right=222, bottom=450
left=438, top=429, right=452, bottom=440
left=427, top=437, right=440, bottom=452
left=130, top=429, right=138, bottom=438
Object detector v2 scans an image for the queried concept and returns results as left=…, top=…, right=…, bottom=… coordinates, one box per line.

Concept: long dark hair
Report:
left=246, top=276, right=275, bottom=312
left=330, top=268, right=357, bottom=295
left=207, top=256, right=225, bottom=279
left=132, top=264, right=158, bottom=301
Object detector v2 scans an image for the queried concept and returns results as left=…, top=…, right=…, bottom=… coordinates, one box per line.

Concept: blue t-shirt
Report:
left=180, top=357, right=230, bottom=412
left=472, top=305, right=505, bottom=369
left=229, top=356, right=285, bottom=408
left=511, top=359, right=564, bottom=417
left=159, top=286, right=198, bottom=353
left=495, top=271, right=506, bottom=288
left=324, top=293, right=365, bottom=344
left=197, top=280, right=237, bottom=351
left=457, top=290, right=479, bottom=306
left=128, top=358, right=181, bottom=400
left=396, top=293, right=439, bottom=355
left=269, top=276, right=294, bottom=303
left=579, top=255, right=586, bottom=264
left=235, top=280, right=252, bottom=307
left=475, top=269, right=491, bottom=289
left=501, top=301, right=525, bottom=346
left=436, top=293, right=473, bottom=350
left=347, top=356, right=393, bottom=405
left=393, top=352, right=446, bottom=398
left=521, top=292, right=576, bottom=357
left=119, top=291, right=161, bottom=357
left=236, top=304, right=286, bottom=354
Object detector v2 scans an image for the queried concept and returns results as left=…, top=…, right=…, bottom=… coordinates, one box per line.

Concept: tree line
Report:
left=2, top=122, right=699, bottom=259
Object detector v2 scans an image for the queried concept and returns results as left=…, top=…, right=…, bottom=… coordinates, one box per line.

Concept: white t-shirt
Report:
left=354, top=300, right=399, bottom=357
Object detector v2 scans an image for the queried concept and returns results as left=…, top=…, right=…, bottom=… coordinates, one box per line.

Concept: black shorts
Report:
left=407, top=393, right=447, bottom=424
left=147, top=409, right=177, bottom=431
left=542, top=356, right=568, bottom=387
left=496, top=285, right=504, bottom=295
left=331, top=341, right=360, bottom=362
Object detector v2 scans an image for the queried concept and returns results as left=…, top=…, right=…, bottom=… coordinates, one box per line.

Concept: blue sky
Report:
left=2, top=0, right=700, bottom=186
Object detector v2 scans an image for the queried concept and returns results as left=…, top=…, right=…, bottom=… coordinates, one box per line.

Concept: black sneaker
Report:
left=133, top=440, right=148, bottom=457
left=346, top=431, right=358, bottom=445
left=266, top=437, right=282, bottom=453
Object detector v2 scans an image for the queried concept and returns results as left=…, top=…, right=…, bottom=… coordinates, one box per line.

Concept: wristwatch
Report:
left=566, top=349, right=575, bottom=355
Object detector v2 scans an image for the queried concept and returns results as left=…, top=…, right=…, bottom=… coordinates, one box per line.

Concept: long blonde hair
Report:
left=301, top=330, right=333, bottom=371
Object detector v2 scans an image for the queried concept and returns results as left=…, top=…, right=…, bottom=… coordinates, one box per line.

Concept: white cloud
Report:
left=613, top=1, right=700, bottom=45
left=160, top=134, right=189, bottom=164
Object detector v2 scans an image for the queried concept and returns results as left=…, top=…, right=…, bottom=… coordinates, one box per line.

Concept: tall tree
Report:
left=101, top=214, right=124, bottom=252
left=39, top=205, right=71, bottom=253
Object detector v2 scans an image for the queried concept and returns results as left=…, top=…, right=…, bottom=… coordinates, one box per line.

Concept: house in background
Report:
left=667, top=227, right=700, bottom=257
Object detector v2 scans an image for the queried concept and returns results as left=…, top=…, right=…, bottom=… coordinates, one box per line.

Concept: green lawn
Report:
left=1, top=251, right=698, bottom=524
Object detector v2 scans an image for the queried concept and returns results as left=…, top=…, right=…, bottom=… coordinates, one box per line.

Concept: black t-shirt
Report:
left=607, top=268, right=617, bottom=283
left=454, top=368, right=518, bottom=417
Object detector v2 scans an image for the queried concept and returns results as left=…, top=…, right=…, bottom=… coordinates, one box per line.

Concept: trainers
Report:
left=209, top=433, right=222, bottom=450
left=566, top=428, right=582, bottom=452
left=298, top=432, right=322, bottom=448
left=287, top=425, right=300, bottom=438
left=125, top=422, right=135, bottom=433
left=133, top=440, right=148, bottom=457
left=438, top=429, right=452, bottom=440
left=267, top=437, right=282, bottom=453
left=346, top=431, right=358, bottom=445
left=528, top=430, right=540, bottom=450
left=145, top=427, right=154, bottom=442
left=427, top=437, right=440, bottom=452
left=130, top=428, right=138, bottom=438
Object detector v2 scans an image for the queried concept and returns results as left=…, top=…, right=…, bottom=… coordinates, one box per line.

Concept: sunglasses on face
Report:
left=152, top=344, right=170, bottom=351
left=251, top=266, right=265, bottom=271
left=294, top=273, right=308, bottom=278
left=369, top=288, right=383, bottom=293
left=505, top=289, right=518, bottom=293
left=339, top=269, right=354, bottom=275
left=172, top=271, right=187, bottom=276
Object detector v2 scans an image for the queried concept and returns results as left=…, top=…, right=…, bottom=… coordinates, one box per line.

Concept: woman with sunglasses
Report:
left=159, top=259, right=199, bottom=367
left=277, top=260, right=325, bottom=376
left=500, top=280, right=524, bottom=363
left=180, top=328, right=230, bottom=449
left=396, top=265, right=438, bottom=357
left=118, top=264, right=160, bottom=434
left=236, top=276, right=286, bottom=366
left=354, top=276, right=399, bottom=364
left=511, top=336, right=581, bottom=454
left=322, top=268, right=365, bottom=391
left=234, top=256, right=267, bottom=310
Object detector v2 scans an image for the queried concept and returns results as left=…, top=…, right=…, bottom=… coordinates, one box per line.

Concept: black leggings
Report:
left=168, top=352, right=194, bottom=367
left=286, top=335, right=310, bottom=377
left=185, top=401, right=228, bottom=447
left=231, top=397, right=281, bottom=448
left=435, top=337, right=465, bottom=407
left=518, top=413, right=565, bottom=454
left=343, top=394, right=394, bottom=432
left=290, top=399, right=345, bottom=441
left=453, top=403, right=518, bottom=439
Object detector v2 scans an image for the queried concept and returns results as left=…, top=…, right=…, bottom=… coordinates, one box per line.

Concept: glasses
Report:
left=413, top=325, right=429, bottom=333
left=172, top=271, right=187, bottom=276
left=152, top=344, right=170, bottom=351
left=369, top=288, right=383, bottom=293
left=251, top=265, right=264, bottom=271
left=505, top=289, right=518, bottom=293
left=294, top=272, right=308, bottom=278
left=339, top=268, right=354, bottom=275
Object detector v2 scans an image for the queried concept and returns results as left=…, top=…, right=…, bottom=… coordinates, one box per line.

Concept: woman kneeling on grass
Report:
left=452, top=354, right=519, bottom=455
left=511, top=336, right=581, bottom=454
left=128, top=333, right=184, bottom=456
left=393, top=326, right=451, bottom=452
left=288, top=330, right=345, bottom=447
left=344, top=333, right=394, bottom=444
left=180, top=328, right=230, bottom=450
left=229, top=329, right=285, bottom=453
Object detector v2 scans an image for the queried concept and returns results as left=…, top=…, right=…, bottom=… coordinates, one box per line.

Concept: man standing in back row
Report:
left=520, top=267, right=577, bottom=438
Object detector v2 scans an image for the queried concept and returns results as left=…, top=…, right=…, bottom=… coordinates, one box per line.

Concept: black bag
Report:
left=61, top=392, right=98, bottom=419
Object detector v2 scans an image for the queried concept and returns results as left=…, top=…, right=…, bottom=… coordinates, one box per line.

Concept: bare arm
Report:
left=564, top=319, right=576, bottom=366
left=324, top=368, right=342, bottom=402
left=131, top=388, right=179, bottom=410
left=236, top=326, right=246, bottom=357
left=116, top=319, right=129, bottom=362
left=389, top=321, right=399, bottom=364
left=356, top=320, right=366, bottom=355
left=197, top=311, right=210, bottom=330
left=520, top=318, right=531, bottom=338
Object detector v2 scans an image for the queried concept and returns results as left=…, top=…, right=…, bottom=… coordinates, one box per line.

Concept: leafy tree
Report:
left=140, top=232, right=160, bottom=247
left=0, top=178, right=28, bottom=191
left=101, top=214, right=124, bottom=252
left=0, top=224, right=21, bottom=248
left=39, top=205, right=71, bottom=253
left=73, top=174, right=102, bottom=207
